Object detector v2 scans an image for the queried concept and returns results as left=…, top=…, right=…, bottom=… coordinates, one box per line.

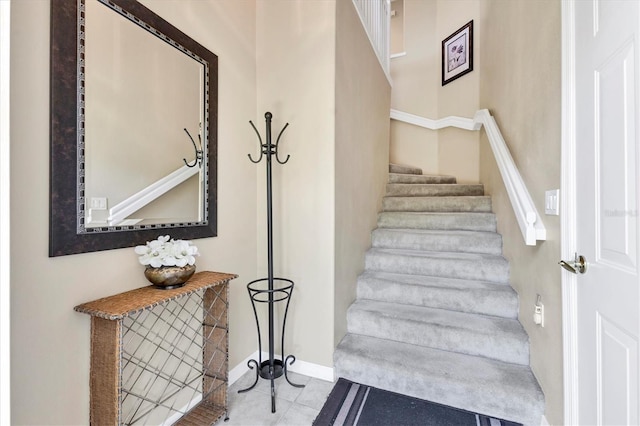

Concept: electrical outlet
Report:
left=533, top=295, right=545, bottom=327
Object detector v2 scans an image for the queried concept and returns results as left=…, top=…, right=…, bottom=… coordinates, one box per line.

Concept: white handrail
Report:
left=390, top=109, right=482, bottom=131
left=390, top=108, right=546, bottom=246
left=352, top=0, right=391, bottom=80
left=108, top=164, right=200, bottom=226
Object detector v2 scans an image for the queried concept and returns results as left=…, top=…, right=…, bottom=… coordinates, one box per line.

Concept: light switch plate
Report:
left=545, top=189, right=559, bottom=215
left=90, top=197, right=108, bottom=210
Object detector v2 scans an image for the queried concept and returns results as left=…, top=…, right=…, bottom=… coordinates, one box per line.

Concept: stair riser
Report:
left=388, top=174, right=456, bottom=184
left=386, top=184, right=484, bottom=197
left=378, top=213, right=497, bottom=232
left=382, top=196, right=492, bottom=213
left=389, top=164, right=422, bottom=175
left=371, top=230, right=502, bottom=255
left=347, top=309, right=529, bottom=365
left=357, top=279, right=518, bottom=319
left=365, top=252, right=510, bottom=283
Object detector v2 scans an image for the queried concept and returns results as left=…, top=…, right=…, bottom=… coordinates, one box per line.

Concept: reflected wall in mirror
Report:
left=50, top=0, right=218, bottom=256
left=85, top=0, right=204, bottom=228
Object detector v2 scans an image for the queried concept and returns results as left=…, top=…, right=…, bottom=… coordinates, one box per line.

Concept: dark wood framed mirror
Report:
left=50, top=0, right=218, bottom=256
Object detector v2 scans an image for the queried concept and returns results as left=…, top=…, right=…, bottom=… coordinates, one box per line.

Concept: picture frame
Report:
left=442, top=20, right=473, bottom=86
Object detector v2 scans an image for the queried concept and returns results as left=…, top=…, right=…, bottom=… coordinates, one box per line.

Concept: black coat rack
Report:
left=238, top=112, right=304, bottom=413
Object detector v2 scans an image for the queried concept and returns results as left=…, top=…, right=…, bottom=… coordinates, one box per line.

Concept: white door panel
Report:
left=596, top=42, right=637, bottom=272
left=575, top=0, right=640, bottom=424
left=597, top=313, right=638, bottom=425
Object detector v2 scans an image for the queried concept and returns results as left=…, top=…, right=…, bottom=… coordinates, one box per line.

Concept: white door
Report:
left=573, top=0, right=640, bottom=424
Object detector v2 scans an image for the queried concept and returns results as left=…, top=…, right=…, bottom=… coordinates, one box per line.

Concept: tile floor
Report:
left=217, top=370, right=335, bottom=426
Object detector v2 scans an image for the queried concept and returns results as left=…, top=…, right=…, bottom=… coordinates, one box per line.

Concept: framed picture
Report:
left=442, top=20, right=473, bottom=86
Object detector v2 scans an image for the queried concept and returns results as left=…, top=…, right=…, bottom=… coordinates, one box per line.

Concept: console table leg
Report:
left=203, top=284, right=228, bottom=410
left=90, top=317, right=121, bottom=426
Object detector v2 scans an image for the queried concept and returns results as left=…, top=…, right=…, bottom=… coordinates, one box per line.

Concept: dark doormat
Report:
left=313, top=378, right=522, bottom=426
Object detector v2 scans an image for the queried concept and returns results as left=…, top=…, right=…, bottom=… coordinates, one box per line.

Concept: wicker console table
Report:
left=75, top=271, right=237, bottom=425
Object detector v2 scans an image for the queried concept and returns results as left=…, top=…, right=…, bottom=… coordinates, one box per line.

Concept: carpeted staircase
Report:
left=334, top=164, right=545, bottom=426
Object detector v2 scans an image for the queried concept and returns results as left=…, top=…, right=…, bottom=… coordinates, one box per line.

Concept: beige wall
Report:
left=334, top=0, right=391, bottom=347
left=390, top=0, right=479, bottom=183
left=479, top=1, right=563, bottom=424
left=390, top=0, right=405, bottom=55
left=256, top=0, right=337, bottom=367
left=390, top=0, right=439, bottom=175
left=10, top=1, right=258, bottom=424
left=436, top=0, right=479, bottom=183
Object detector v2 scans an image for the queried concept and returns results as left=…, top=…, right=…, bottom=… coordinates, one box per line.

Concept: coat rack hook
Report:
left=275, top=123, right=290, bottom=164
left=248, top=120, right=264, bottom=164
left=183, top=128, right=203, bottom=168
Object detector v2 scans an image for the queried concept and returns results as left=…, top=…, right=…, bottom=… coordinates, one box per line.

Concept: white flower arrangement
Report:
left=134, top=235, right=200, bottom=268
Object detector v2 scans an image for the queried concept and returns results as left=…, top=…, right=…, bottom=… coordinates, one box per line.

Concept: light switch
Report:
left=545, top=190, right=559, bottom=215
left=90, top=197, right=108, bottom=210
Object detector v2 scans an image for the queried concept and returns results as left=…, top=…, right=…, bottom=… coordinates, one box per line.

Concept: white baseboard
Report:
left=229, top=351, right=334, bottom=385
left=229, top=351, right=258, bottom=385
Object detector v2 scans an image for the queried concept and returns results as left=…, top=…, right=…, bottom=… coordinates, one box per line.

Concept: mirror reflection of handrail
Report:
left=107, top=164, right=199, bottom=226
left=390, top=108, right=546, bottom=246
left=183, top=128, right=203, bottom=168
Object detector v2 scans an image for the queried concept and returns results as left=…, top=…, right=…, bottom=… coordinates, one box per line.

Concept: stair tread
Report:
left=368, top=247, right=507, bottom=262
left=382, top=196, right=492, bottom=213
left=348, top=299, right=529, bottom=364
left=381, top=210, right=495, bottom=215
left=350, top=299, right=526, bottom=334
left=379, top=211, right=496, bottom=219
left=388, top=183, right=483, bottom=188
left=335, top=334, right=544, bottom=425
left=383, top=195, right=491, bottom=200
left=372, top=227, right=501, bottom=238
left=372, top=228, right=502, bottom=255
left=389, top=163, right=423, bottom=175
left=352, top=296, right=520, bottom=322
left=378, top=211, right=497, bottom=232
left=359, top=270, right=514, bottom=289
left=386, top=184, right=485, bottom=197
left=388, top=173, right=456, bottom=184
left=357, top=271, right=518, bottom=318
left=389, top=172, right=455, bottom=179
left=366, top=248, right=510, bottom=284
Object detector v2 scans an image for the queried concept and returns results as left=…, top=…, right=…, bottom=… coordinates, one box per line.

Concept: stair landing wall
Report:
left=390, top=0, right=480, bottom=183
left=334, top=0, right=392, bottom=348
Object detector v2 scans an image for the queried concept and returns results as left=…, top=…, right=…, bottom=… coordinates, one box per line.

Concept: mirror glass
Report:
left=50, top=0, right=218, bottom=256
left=84, top=0, right=205, bottom=228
